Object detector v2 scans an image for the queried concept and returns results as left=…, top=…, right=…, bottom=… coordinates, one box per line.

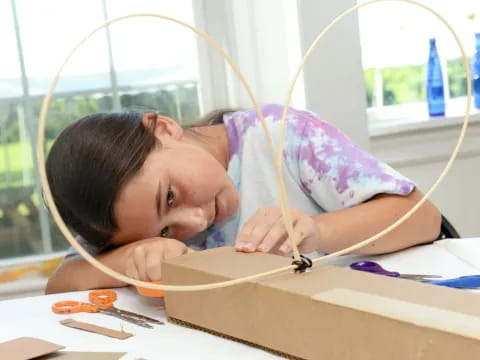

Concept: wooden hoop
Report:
left=37, top=0, right=472, bottom=291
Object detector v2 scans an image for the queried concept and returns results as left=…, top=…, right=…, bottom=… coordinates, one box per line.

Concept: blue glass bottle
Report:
left=472, top=32, right=480, bottom=110
left=426, top=38, right=445, bottom=116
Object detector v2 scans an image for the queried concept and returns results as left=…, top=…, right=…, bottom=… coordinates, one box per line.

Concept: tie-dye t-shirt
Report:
left=191, top=104, right=415, bottom=250
left=71, top=104, right=415, bottom=255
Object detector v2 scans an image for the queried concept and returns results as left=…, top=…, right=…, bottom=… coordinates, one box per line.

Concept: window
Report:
left=0, top=0, right=200, bottom=272
left=358, top=0, right=479, bottom=125
left=104, top=0, right=201, bottom=122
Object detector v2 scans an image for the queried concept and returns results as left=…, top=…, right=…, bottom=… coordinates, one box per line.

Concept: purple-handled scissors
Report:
left=350, top=261, right=442, bottom=281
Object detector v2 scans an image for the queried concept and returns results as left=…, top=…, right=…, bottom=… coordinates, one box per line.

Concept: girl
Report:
left=45, top=104, right=441, bottom=294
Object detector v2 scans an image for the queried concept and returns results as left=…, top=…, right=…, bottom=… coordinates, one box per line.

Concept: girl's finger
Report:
left=236, top=208, right=280, bottom=252
left=279, top=216, right=312, bottom=255
left=163, top=239, right=189, bottom=258
left=132, top=246, right=149, bottom=281
left=257, top=216, right=288, bottom=253
left=125, top=258, right=140, bottom=281
left=145, top=248, right=163, bottom=281
left=236, top=208, right=267, bottom=248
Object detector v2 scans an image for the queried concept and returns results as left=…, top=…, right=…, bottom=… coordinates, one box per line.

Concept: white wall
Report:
left=371, top=117, right=480, bottom=237
left=400, top=156, right=480, bottom=237
left=297, top=0, right=370, bottom=148
left=194, top=0, right=294, bottom=112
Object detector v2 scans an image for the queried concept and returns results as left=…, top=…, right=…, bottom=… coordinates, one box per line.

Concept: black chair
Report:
left=437, top=215, right=460, bottom=240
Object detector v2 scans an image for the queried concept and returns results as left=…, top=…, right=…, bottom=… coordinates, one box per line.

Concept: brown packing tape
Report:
left=311, top=288, right=480, bottom=340
left=0, top=337, right=64, bottom=360
left=59, top=319, right=133, bottom=340
left=163, top=247, right=480, bottom=360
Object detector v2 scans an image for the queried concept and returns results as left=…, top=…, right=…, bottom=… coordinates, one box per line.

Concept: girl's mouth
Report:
left=214, top=197, right=225, bottom=223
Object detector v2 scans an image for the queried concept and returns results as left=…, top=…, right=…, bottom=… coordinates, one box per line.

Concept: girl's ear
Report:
left=142, top=113, right=183, bottom=140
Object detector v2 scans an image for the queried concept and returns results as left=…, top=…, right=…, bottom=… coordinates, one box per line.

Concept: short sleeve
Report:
left=65, top=235, right=103, bottom=257
left=295, top=114, right=415, bottom=211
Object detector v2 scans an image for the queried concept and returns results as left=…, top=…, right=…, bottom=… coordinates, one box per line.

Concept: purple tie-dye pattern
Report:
left=225, top=104, right=302, bottom=157
left=220, top=105, right=412, bottom=248
left=400, top=182, right=412, bottom=194
left=206, top=228, right=226, bottom=248
left=300, top=179, right=312, bottom=194
left=225, top=116, right=240, bottom=157
left=297, top=117, right=413, bottom=199
left=224, top=103, right=413, bottom=205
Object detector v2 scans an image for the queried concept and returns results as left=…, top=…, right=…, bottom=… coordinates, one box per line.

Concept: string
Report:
left=37, top=0, right=471, bottom=292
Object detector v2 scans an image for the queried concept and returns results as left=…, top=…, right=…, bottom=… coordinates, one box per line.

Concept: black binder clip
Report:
left=291, top=254, right=313, bottom=273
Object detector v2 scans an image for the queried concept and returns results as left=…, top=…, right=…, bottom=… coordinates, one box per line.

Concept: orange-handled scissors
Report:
left=52, top=298, right=151, bottom=328
left=52, top=290, right=163, bottom=328
left=52, top=300, right=102, bottom=314
left=89, top=289, right=163, bottom=325
left=52, top=290, right=116, bottom=314
left=89, top=289, right=117, bottom=308
left=52, top=300, right=152, bottom=329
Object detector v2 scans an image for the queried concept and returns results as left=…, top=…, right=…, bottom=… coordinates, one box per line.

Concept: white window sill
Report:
left=369, top=113, right=480, bottom=167
left=368, top=97, right=480, bottom=138
left=0, top=251, right=67, bottom=268
left=0, top=276, right=47, bottom=300
left=370, top=111, right=480, bottom=138
left=0, top=252, right=66, bottom=300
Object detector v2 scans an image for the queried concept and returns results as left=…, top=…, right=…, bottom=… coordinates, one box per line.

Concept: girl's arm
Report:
left=236, top=188, right=442, bottom=256
left=45, top=246, right=131, bottom=294
left=45, top=237, right=189, bottom=294
left=313, top=188, right=442, bottom=254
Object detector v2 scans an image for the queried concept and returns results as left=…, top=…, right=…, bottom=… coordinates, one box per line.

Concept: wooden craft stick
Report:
left=59, top=319, right=133, bottom=340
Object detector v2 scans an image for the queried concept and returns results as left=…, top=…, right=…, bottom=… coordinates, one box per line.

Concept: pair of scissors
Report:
left=52, top=290, right=163, bottom=328
left=89, top=290, right=164, bottom=326
left=350, top=261, right=442, bottom=281
left=427, top=275, right=480, bottom=289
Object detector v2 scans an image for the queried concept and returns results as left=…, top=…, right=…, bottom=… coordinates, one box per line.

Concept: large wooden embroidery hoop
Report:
left=37, top=0, right=472, bottom=292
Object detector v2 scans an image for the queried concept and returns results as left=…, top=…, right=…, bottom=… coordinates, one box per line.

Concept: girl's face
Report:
left=112, top=115, right=239, bottom=246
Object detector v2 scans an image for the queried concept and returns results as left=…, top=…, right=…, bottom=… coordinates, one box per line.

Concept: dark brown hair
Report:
left=46, top=109, right=233, bottom=249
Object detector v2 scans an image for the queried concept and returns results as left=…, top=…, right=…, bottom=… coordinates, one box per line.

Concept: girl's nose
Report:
left=174, top=207, right=208, bottom=234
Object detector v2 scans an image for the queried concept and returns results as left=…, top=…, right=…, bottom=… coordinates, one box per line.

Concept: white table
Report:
left=1, top=238, right=479, bottom=359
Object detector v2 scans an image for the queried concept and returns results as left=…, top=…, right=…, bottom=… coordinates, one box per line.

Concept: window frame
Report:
left=295, top=0, right=478, bottom=154
left=0, top=0, right=210, bottom=267
left=2, top=0, right=478, bottom=282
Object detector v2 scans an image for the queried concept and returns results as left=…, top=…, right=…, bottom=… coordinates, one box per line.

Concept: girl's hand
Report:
left=235, top=207, right=321, bottom=255
left=125, top=237, right=190, bottom=281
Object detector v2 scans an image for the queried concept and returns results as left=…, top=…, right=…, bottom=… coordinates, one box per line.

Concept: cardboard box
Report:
left=163, top=247, right=480, bottom=359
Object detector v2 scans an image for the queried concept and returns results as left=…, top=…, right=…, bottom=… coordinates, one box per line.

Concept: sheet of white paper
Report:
left=435, top=238, right=480, bottom=272
left=322, top=241, right=480, bottom=293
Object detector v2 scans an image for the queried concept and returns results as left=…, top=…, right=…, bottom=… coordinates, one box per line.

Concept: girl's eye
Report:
left=160, top=188, right=175, bottom=238
left=167, top=187, right=175, bottom=208
left=160, top=226, right=169, bottom=238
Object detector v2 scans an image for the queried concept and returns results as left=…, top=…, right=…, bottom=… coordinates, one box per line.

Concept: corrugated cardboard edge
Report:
left=59, top=319, right=133, bottom=340
left=38, top=351, right=127, bottom=360
left=168, top=317, right=303, bottom=360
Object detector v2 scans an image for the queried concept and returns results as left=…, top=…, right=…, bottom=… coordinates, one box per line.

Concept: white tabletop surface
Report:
left=1, top=238, right=479, bottom=360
